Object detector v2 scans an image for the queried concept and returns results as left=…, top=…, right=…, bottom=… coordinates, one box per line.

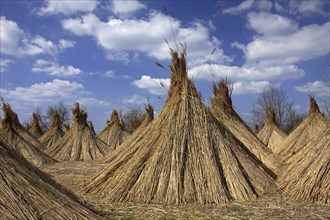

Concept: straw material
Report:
left=39, top=112, right=65, bottom=151
left=45, top=103, right=112, bottom=161
left=211, top=80, right=282, bottom=178
left=0, top=139, right=102, bottom=219
left=278, top=123, right=330, bottom=204
left=0, top=104, right=55, bottom=166
left=98, top=110, right=130, bottom=150
left=258, top=107, right=287, bottom=153
left=101, top=103, right=154, bottom=162
left=28, top=113, right=44, bottom=138
left=86, top=50, right=279, bottom=204
left=275, top=96, right=327, bottom=162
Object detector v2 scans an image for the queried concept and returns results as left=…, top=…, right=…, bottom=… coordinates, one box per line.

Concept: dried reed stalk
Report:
left=98, top=110, right=130, bottom=150
left=278, top=122, right=330, bottom=204
left=257, top=107, right=287, bottom=153
left=85, top=49, right=279, bottom=204
left=211, top=80, right=283, bottom=178
left=275, top=96, right=327, bottom=163
left=45, top=103, right=113, bottom=161
left=28, top=113, right=44, bottom=138
left=0, top=139, right=103, bottom=219
left=0, top=103, right=55, bottom=166
left=39, top=111, right=65, bottom=151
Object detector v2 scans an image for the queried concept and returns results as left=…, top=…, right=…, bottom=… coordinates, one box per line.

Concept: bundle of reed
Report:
left=85, top=49, right=279, bottom=204
left=0, top=103, right=55, bottom=166
left=98, top=110, right=130, bottom=150
left=46, top=103, right=112, bottom=161
left=275, top=96, right=327, bottom=162
left=28, top=112, right=44, bottom=138
left=257, top=107, right=287, bottom=153
left=211, top=80, right=283, bottom=178
left=39, top=111, right=65, bottom=151
left=0, top=139, right=103, bottom=219
left=278, top=122, right=329, bottom=204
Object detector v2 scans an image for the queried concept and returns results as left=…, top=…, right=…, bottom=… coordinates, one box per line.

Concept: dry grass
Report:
left=84, top=49, right=279, bottom=205
left=39, top=160, right=330, bottom=219
left=278, top=122, right=329, bottom=204
left=80, top=194, right=330, bottom=220
left=39, top=111, right=65, bottom=151
left=0, top=139, right=107, bottom=219
left=45, top=102, right=113, bottom=161
left=275, top=96, right=327, bottom=162
left=0, top=103, right=56, bottom=166
left=98, top=110, right=130, bottom=150
left=41, top=160, right=108, bottom=193
left=257, top=107, right=287, bottom=153
left=211, top=80, right=283, bottom=178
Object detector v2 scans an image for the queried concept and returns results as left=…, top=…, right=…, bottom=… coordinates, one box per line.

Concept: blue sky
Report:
left=1, top=0, right=329, bottom=131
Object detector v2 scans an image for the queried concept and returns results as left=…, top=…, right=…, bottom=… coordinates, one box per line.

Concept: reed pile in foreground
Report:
left=98, top=110, right=130, bottom=150
left=46, top=102, right=112, bottom=161
left=28, top=112, right=44, bottom=138
left=0, top=139, right=103, bottom=219
left=278, top=122, right=329, bottom=204
left=257, top=107, right=287, bottom=153
left=275, top=96, right=327, bottom=162
left=39, top=111, right=65, bottom=151
left=0, top=103, right=55, bottom=166
left=211, top=80, right=282, bottom=178
left=86, top=49, right=279, bottom=204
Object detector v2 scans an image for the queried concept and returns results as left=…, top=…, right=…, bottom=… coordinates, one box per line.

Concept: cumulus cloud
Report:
left=247, top=12, right=298, bottom=36
left=1, top=17, right=74, bottom=57
left=123, top=94, right=146, bottom=104
left=223, top=0, right=272, bottom=15
left=37, top=0, right=99, bottom=16
left=0, top=79, right=108, bottom=107
left=295, top=81, right=329, bottom=97
left=0, top=59, right=13, bottom=72
left=109, top=0, right=146, bottom=17
left=61, top=11, right=229, bottom=65
left=237, top=13, right=330, bottom=68
left=232, top=81, right=271, bottom=95
left=132, top=75, right=170, bottom=95
left=188, top=63, right=304, bottom=81
left=288, top=0, right=328, bottom=17
left=32, top=59, right=82, bottom=77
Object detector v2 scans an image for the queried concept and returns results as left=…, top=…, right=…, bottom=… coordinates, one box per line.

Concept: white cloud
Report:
left=223, top=0, right=254, bottom=15
left=247, top=12, right=298, bottom=36
left=0, top=79, right=107, bottom=108
left=222, top=0, right=272, bottom=15
left=1, top=16, right=74, bottom=57
left=110, top=0, right=146, bottom=17
left=103, top=70, right=116, bottom=78
left=77, top=97, right=109, bottom=106
left=61, top=11, right=230, bottom=65
left=0, top=59, right=13, bottom=72
left=242, top=20, right=330, bottom=66
left=123, top=94, right=146, bottom=104
left=288, top=0, right=328, bottom=17
left=132, top=75, right=170, bottom=95
left=295, top=81, right=329, bottom=97
left=232, top=81, right=271, bottom=95
left=32, top=59, right=82, bottom=77
left=188, top=63, right=304, bottom=81
left=37, top=0, right=99, bottom=16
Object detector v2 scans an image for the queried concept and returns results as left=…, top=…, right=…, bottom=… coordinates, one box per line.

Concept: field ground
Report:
left=42, top=163, right=329, bottom=220
left=82, top=195, right=329, bottom=220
